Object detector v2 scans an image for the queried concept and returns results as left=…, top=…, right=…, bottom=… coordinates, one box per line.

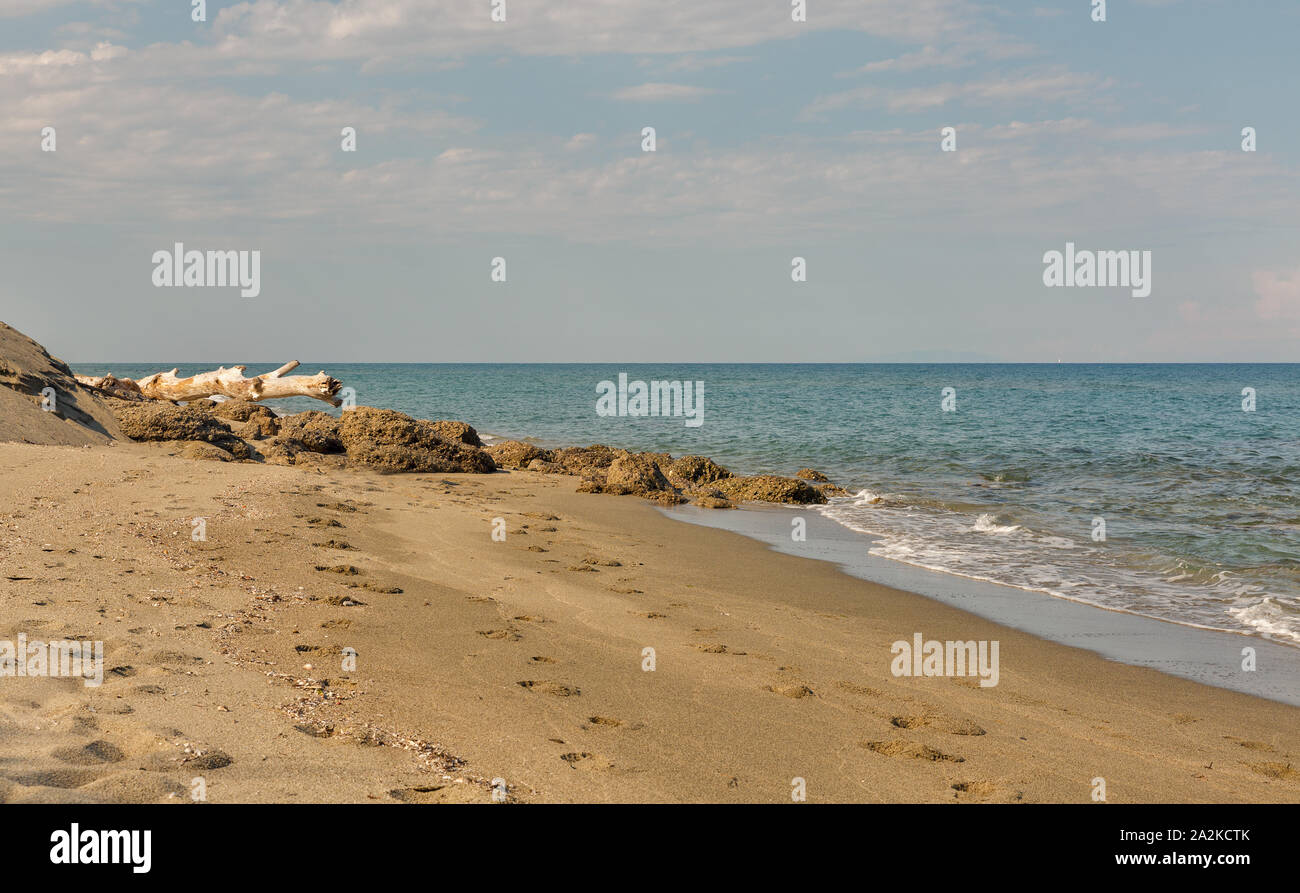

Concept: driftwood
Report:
left=76, top=362, right=343, bottom=407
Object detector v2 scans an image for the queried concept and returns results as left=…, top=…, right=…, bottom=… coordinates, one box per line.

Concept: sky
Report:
left=1, top=0, right=1298, bottom=363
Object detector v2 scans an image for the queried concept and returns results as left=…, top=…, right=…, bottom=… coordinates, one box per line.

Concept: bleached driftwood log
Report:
left=76, top=362, right=343, bottom=406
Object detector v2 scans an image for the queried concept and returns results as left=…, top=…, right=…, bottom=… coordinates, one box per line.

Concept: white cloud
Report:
left=609, top=83, right=723, bottom=102
left=203, top=0, right=1003, bottom=64
left=803, top=70, right=1111, bottom=116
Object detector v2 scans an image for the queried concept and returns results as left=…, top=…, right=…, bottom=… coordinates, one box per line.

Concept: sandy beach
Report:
left=2, top=439, right=1298, bottom=804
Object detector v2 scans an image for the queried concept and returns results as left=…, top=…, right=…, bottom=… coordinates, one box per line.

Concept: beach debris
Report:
left=76, top=361, right=343, bottom=406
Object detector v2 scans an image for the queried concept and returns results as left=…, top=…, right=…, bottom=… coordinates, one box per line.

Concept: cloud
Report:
left=201, top=0, right=1002, bottom=64
left=1253, top=267, right=1300, bottom=320
left=803, top=70, right=1110, bottom=117
left=608, top=83, right=724, bottom=102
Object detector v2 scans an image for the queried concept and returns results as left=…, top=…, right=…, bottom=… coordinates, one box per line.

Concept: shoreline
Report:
left=666, top=503, right=1300, bottom=707
left=1, top=441, right=1297, bottom=803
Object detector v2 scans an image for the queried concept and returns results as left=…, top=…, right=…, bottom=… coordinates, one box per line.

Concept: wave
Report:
left=817, top=490, right=1300, bottom=647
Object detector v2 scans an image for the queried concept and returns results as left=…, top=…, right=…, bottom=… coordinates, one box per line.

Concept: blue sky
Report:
left=1, top=0, right=1297, bottom=362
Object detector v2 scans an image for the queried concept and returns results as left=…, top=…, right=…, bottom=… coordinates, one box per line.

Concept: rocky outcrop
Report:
left=603, top=451, right=673, bottom=496
left=666, top=455, right=732, bottom=486
left=102, top=398, right=495, bottom=474
left=429, top=420, right=482, bottom=447
left=276, top=411, right=345, bottom=454
left=551, top=445, right=619, bottom=476
left=211, top=400, right=281, bottom=438
left=0, top=321, right=125, bottom=445
left=486, top=440, right=554, bottom=469
left=337, top=407, right=496, bottom=474
left=110, top=401, right=255, bottom=459
left=795, top=468, right=829, bottom=482
left=712, top=475, right=827, bottom=505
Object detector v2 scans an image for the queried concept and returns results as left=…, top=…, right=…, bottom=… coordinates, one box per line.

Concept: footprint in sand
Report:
left=586, top=716, right=622, bottom=727
left=766, top=684, right=816, bottom=699
left=51, top=740, right=126, bottom=765
left=1245, top=762, right=1299, bottom=781
left=530, top=656, right=556, bottom=664
left=697, top=643, right=748, bottom=655
left=518, top=680, right=580, bottom=697
left=559, top=752, right=611, bottom=771
left=479, top=629, right=522, bottom=642
left=890, top=714, right=986, bottom=736
left=863, top=740, right=964, bottom=763
left=952, top=780, right=998, bottom=799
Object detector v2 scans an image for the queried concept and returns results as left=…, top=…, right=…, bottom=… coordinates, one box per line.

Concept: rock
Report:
left=602, top=451, right=673, bottom=496
left=526, top=458, right=565, bottom=473
left=338, top=407, right=495, bottom=474
left=641, top=490, right=687, bottom=506
left=180, top=442, right=234, bottom=462
left=0, top=321, right=126, bottom=445
left=795, top=468, right=829, bottom=482
left=667, top=455, right=732, bottom=485
left=276, top=411, right=345, bottom=453
left=712, top=475, right=827, bottom=505
left=551, top=445, right=619, bottom=476
left=232, top=418, right=274, bottom=440
left=692, top=495, right=734, bottom=509
left=818, top=483, right=851, bottom=498
left=346, top=440, right=495, bottom=474
left=429, top=420, right=482, bottom=447
left=294, top=451, right=348, bottom=470
left=210, top=399, right=275, bottom=424
left=487, top=440, right=555, bottom=469
left=110, top=401, right=254, bottom=459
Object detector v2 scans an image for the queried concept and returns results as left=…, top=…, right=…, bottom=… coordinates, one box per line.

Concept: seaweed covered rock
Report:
left=603, top=451, right=673, bottom=496
left=795, top=468, right=829, bottom=482
left=276, top=411, right=345, bottom=454
left=486, top=440, right=555, bottom=469
left=551, top=445, right=619, bottom=476
left=713, top=475, right=827, bottom=505
left=667, top=455, right=732, bottom=486
left=430, top=420, right=482, bottom=447
left=346, top=440, right=495, bottom=474
left=339, top=406, right=496, bottom=474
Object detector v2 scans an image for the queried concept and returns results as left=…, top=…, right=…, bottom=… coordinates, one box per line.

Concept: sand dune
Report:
left=0, top=322, right=123, bottom=446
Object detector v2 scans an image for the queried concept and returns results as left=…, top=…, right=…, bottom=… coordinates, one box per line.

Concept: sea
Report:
left=91, top=362, right=1300, bottom=649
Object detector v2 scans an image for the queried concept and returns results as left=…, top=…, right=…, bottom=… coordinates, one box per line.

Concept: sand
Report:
left=0, top=440, right=1297, bottom=803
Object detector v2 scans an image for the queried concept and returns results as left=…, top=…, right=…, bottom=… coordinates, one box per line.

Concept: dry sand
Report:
left=0, top=440, right=1297, bottom=803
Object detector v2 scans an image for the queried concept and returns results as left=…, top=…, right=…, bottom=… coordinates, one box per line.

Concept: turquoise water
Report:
left=88, top=363, right=1300, bottom=645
